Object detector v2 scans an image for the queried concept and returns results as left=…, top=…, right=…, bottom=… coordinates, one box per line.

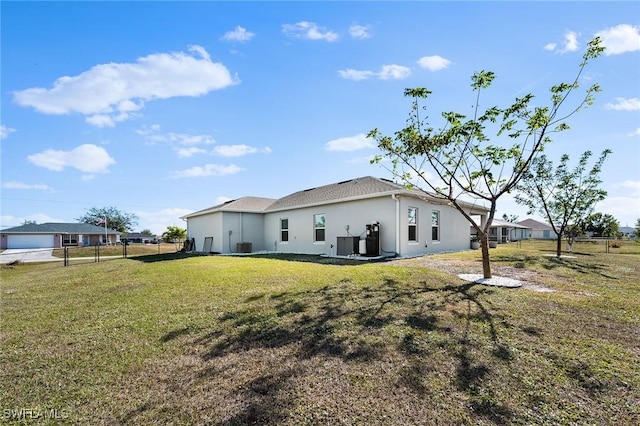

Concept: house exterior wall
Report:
left=186, top=212, right=266, bottom=253
left=187, top=212, right=223, bottom=252
left=264, top=196, right=397, bottom=255
left=397, top=196, right=473, bottom=256
left=185, top=194, right=483, bottom=257
left=531, top=229, right=558, bottom=240
left=263, top=195, right=472, bottom=257
left=222, top=212, right=266, bottom=253
left=510, top=228, right=530, bottom=241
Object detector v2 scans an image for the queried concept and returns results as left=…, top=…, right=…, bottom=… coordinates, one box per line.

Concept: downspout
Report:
left=392, top=194, right=400, bottom=256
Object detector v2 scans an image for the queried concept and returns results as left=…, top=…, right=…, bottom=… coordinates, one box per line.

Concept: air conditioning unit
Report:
left=236, top=242, right=252, bottom=253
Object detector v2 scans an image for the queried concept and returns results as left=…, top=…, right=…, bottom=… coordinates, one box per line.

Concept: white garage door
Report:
left=7, top=235, right=55, bottom=249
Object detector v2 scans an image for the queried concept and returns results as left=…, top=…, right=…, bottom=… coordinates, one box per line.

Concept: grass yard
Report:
left=1, top=241, right=638, bottom=425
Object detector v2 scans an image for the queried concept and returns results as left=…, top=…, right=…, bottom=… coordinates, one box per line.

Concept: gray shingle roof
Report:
left=182, top=176, right=490, bottom=218
left=490, top=219, right=532, bottom=229
left=183, top=196, right=277, bottom=219
left=1, top=222, right=120, bottom=234
left=264, top=176, right=406, bottom=211
left=517, top=218, right=554, bottom=231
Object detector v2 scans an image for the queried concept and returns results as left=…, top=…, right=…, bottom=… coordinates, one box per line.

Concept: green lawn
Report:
left=1, top=241, right=638, bottom=425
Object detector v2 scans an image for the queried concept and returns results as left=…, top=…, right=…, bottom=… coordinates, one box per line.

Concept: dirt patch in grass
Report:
left=387, top=255, right=554, bottom=292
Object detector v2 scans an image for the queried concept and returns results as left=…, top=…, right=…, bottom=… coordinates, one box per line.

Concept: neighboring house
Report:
left=182, top=176, right=490, bottom=258
left=517, top=218, right=558, bottom=240
left=122, top=232, right=157, bottom=244
left=0, top=223, right=121, bottom=249
left=471, top=219, right=532, bottom=243
left=619, top=226, right=634, bottom=239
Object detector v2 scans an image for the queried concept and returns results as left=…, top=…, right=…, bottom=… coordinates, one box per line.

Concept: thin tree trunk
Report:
left=556, top=235, right=562, bottom=257
left=480, top=233, right=492, bottom=279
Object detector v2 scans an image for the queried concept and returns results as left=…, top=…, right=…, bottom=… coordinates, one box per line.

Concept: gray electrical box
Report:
left=336, top=237, right=360, bottom=256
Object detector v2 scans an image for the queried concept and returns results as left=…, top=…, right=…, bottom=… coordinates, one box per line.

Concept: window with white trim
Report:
left=280, top=218, right=289, bottom=242
left=408, top=207, right=418, bottom=242
left=431, top=211, right=440, bottom=242
left=314, top=214, right=326, bottom=242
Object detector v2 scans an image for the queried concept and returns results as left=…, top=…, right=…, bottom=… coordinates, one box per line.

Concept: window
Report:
left=431, top=211, right=440, bottom=242
left=63, top=234, right=78, bottom=246
left=408, top=207, right=418, bottom=242
left=280, top=218, right=289, bottom=242
left=314, top=214, right=326, bottom=242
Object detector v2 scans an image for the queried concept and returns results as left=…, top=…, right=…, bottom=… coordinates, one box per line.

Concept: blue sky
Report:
left=2, top=1, right=639, bottom=235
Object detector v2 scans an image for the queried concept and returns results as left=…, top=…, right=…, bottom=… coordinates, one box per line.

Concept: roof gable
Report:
left=517, top=218, right=554, bottom=231
left=489, top=219, right=532, bottom=229
left=264, top=176, right=404, bottom=212
left=183, top=196, right=277, bottom=219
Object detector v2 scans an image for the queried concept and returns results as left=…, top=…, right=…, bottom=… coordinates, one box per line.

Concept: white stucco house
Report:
left=483, top=219, right=532, bottom=243
left=517, top=218, right=559, bottom=240
left=181, top=176, right=490, bottom=258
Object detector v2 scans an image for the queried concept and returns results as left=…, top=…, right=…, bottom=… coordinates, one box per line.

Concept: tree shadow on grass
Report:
left=128, top=252, right=209, bottom=263
left=542, top=257, right=618, bottom=279
left=244, top=252, right=385, bottom=266
left=181, top=277, right=517, bottom=424
left=492, top=254, right=618, bottom=280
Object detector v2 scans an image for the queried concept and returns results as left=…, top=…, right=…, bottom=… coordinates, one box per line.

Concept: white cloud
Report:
left=221, top=26, right=255, bottom=43
left=138, top=127, right=217, bottom=157
left=595, top=195, right=640, bottom=226
left=544, top=30, right=580, bottom=54
left=1, top=213, right=64, bottom=228
left=170, top=163, right=243, bottom=178
left=211, top=144, right=271, bottom=157
left=338, top=69, right=375, bottom=81
left=417, top=55, right=451, bottom=71
left=326, top=133, right=376, bottom=152
left=339, top=64, right=411, bottom=81
left=614, top=180, right=640, bottom=197
left=379, top=64, right=411, bottom=80
left=605, top=97, right=640, bottom=111
left=349, top=24, right=371, bottom=40
left=282, top=21, right=339, bottom=42
left=595, top=180, right=640, bottom=226
left=2, top=181, right=53, bottom=191
left=595, top=24, right=640, bottom=55
left=629, top=128, right=640, bottom=137
left=176, top=147, right=207, bottom=158
left=13, top=45, right=238, bottom=126
left=135, top=207, right=194, bottom=235
left=1, top=124, right=16, bottom=139
left=147, top=132, right=216, bottom=146
left=27, top=144, right=115, bottom=173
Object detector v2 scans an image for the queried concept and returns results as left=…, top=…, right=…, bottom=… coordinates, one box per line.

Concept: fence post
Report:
left=64, top=247, right=68, bottom=267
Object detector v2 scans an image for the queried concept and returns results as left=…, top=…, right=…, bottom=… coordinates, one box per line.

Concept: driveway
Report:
left=0, top=248, right=60, bottom=264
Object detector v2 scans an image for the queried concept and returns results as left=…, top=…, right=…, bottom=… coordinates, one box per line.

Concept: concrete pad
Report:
left=458, top=273, right=522, bottom=288
left=0, top=248, right=59, bottom=264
